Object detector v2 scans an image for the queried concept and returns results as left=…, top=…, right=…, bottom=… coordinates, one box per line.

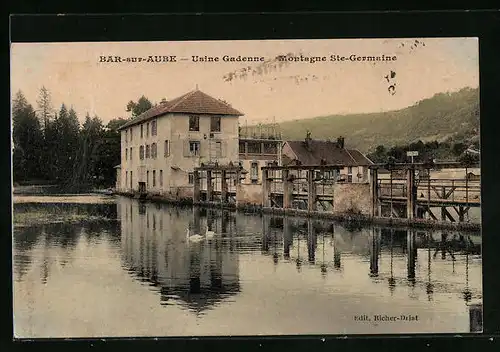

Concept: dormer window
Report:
left=189, top=115, right=199, bottom=131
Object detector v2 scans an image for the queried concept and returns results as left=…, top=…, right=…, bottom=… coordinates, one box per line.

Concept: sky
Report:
left=10, top=38, right=479, bottom=125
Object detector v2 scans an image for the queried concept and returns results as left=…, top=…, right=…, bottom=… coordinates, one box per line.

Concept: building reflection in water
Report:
left=118, top=197, right=481, bottom=311
left=119, top=198, right=241, bottom=315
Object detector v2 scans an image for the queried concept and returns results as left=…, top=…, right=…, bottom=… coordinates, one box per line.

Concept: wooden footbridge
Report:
left=371, top=161, right=480, bottom=223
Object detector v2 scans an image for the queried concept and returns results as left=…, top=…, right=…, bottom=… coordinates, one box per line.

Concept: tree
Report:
left=126, top=96, right=153, bottom=117
left=36, top=86, right=53, bottom=132
left=12, top=90, right=44, bottom=181
left=71, top=114, right=105, bottom=188
left=52, top=104, right=81, bottom=183
left=106, top=118, right=129, bottom=132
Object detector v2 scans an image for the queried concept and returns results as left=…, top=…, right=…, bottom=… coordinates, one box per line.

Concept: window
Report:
left=153, top=170, right=156, bottom=187
left=251, top=162, right=259, bottom=183
left=267, top=161, right=275, bottom=178
left=324, top=170, right=335, bottom=180
left=140, top=124, right=144, bottom=138
left=130, top=128, right=133, bottom=141
left=159, top=170, right=163, bottom=187
left=151, top=143, right=157, bottom=159
left=263, top=142, right=278, bottom=154
left=347, top=167, right=353, bottom=183
left=215, top=141, right=222, bottom=157
left=146, top=144, right=150, bottom=158
left=130, top=147, right=133, bottom=160
left=125, top=148, right=128, bottom=160
left=139, top=145, right=145, bottom=160
left=130, top=171, right=133, bottom=189
left=147, top=170, right=149, bottom=188
left=125, top=130, right=128, bottom=143
left=146, top=122, right=150, bottom=137
left=239, top=141, right=246, bottom=154
left=151, top=120, right=157, bottom=136
left=189, top=141, right=200, bottom=156
left=164, top=140, right=170, bottom=157
left=210, top=116, right=221, bottom=132
left=248, top=141, right=261, bottom=154
left=125, top=171, right=128, bottom=187
left=188, top=172, right=194, bottom=184
left=189, top=115, right=199, bottom=131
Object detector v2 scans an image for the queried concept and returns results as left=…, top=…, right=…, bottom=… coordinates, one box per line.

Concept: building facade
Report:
left=235, top=125, right=282, bottom=206
left=238, top=124, right=282, bottom=184
left=117, top=89, right=243, bottom=198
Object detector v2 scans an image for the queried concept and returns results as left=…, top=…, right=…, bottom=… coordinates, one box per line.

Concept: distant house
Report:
left=282, top=135, right=374, bottom=183
left=116, top=89, right=243, bottom=196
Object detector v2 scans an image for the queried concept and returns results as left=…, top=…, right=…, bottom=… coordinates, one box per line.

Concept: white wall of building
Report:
left=119, top=113, right=240, bottom=195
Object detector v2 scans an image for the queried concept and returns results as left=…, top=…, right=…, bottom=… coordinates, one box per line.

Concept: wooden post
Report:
left=261, top=214, right=270, bottom=253
left=221, top=210, right=229, bottom=234
left=333, top=231, right=341, bottom=270
left=370, top=168, right=379, bottom=217
left=390, top=170, right=394, bottom=218
left=206, top=170, right=213, bottom=202
left=369, top=228, right=380, bottom=277
left=307, top=170, right=317, bottom=212
left=193, top=170, right=200, bottom=203
left=427, top=168, right=431, bottom=220
left=407, top=230, right=416, bottom=281
left=262, top=168, right=271, bottom=207
left=221, top=169, right=228, bottom=203
left=469, top=303, right=483, bottom=332
left=193, top=207, right=201, bottom=235
left=307, top=220, right=315, bottom=264
left=283, top=216, right=292, bottom=259
left=282, top=169, right=292, bottom=209
left=406, top=166, right=416, bottom=220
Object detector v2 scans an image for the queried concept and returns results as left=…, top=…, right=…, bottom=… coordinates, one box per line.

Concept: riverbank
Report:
left=115, top=192, right=481, bottom=233
left=13, top=210, right=115, bottom=228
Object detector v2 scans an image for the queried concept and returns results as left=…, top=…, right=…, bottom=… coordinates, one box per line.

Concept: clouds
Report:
left=10, top=38, right=478, bottom=124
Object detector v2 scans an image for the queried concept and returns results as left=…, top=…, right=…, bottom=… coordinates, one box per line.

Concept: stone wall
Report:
left=333, top=183, right=371, bottom=216
left=236, top=183, right=263, bottom=206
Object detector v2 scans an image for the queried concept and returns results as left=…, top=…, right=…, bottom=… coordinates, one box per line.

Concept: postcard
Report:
left=11, top=37, right=482, bottom=338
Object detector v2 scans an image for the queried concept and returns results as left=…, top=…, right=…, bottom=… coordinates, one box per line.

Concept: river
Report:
left=12, top=194, right=482, bottom=337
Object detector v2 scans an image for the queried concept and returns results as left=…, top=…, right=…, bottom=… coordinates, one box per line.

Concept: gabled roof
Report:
left=118, top=89, right=244, bottom=130
left=284, top=140, right=373, bottom=166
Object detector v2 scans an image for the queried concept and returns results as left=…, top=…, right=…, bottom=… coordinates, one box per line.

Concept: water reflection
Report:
left=13, top=196, right=483, bottom=336
left=117, top=196, right=482, bottom=310
left=13, top=202, right=119, bottom=284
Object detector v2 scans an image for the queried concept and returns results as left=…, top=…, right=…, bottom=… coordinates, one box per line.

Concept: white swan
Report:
left=186, top=229, right=204, bottom=243
left=205, top=228, right=217, bottom=240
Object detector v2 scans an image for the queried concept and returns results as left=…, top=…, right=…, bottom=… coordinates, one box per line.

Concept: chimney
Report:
left=305, top=131, right=312, bottom=150
left=337, top=136, right=345, bottom=149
